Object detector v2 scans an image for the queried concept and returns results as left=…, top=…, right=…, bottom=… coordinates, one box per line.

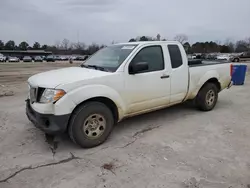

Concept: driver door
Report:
left=123, top=45, right=171, bottom=115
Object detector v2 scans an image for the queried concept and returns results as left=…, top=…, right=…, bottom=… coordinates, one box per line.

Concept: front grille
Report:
left=29, top=87, right=45, bottom=103
left=37, top=88, right=45, bottom=101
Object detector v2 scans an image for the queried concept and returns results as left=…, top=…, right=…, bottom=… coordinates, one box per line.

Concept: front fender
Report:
left=56, top=85, right=126, bottom=119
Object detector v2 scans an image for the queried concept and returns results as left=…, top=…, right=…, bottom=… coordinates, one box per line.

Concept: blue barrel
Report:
left=231, top=64, right=247, bottom=85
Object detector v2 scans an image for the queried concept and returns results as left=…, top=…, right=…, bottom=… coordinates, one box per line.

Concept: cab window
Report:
left=168, top=45, right=183, bottom=68
left=130, top=46, right=164, bottom=73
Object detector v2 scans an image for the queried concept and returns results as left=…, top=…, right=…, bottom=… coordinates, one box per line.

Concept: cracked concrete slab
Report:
left=0, top=62, right=250, bottom=188
left=0, top=153, right=81, bottom=183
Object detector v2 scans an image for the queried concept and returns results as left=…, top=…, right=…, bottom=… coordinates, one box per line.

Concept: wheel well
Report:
left=202, top=78, right=221, bottom=92
left=72, top=97, right=119, bottom=123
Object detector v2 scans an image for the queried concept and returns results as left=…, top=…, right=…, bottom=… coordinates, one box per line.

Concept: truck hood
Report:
left=28, top=67, right=111, bottom=88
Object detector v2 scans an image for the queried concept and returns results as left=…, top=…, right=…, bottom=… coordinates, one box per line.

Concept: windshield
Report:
left=83, top=44, right=137, bottom=72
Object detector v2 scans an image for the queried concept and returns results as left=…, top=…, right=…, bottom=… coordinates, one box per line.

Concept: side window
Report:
left=168, top=45, right=183, bottom=68
left=131, top=46, right=164, bottom=73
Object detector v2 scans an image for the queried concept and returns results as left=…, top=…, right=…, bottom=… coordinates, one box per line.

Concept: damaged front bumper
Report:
left=25, top=99, right=70, bottom=135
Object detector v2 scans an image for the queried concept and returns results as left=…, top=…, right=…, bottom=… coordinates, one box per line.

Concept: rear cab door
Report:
left=162, top=43, right=189, bottom=104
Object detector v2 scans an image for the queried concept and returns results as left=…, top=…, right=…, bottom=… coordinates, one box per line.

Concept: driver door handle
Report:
left=161, top=75, right=170, bottom=79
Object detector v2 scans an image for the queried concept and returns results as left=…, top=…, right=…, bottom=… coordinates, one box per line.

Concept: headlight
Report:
left=39, top=89, right=66, bottom=103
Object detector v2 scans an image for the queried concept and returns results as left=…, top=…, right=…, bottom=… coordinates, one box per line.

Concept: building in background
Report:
left=0, top=50, right=52, bottom=60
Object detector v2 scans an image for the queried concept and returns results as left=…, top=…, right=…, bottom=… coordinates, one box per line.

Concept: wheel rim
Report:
left=206, top=89, right=215, bottom=106
left=83, top=114, right=106, bottom=139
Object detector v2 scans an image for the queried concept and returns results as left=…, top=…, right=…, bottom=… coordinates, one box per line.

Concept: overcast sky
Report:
left=0, top=0, right=249, bottom=45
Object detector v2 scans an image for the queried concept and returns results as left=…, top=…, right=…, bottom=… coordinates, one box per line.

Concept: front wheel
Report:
left=195, top=83, right=218, bottom=111
left=68, top=102, right=114, bottom=148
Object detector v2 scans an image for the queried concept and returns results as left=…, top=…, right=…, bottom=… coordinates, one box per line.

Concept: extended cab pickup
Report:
left=26, top=41, right=233, bottom=148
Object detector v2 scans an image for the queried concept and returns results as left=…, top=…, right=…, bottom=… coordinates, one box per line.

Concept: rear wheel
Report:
left=68, top=102, right=114, bottom=148
left=195, top=83, right=218, bottom=111
left=233, top=58, right=240, bottom=62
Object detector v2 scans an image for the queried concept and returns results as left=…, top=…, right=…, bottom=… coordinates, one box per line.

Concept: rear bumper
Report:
left=26, top=99, right=70, bottom=135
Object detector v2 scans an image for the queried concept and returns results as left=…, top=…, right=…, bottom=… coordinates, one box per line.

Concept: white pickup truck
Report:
left=26, top=41, right=233, bottom=148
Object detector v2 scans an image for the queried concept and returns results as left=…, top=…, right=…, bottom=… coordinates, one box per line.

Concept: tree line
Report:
left=0, top=34, right=250, bottom=55
left=129, top=34, right=250, bottom=54
left=0, top=39, right=105, bottom=55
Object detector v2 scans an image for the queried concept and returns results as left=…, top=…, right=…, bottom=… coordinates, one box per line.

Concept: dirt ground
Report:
left=0, top=62, right=250, bottom=188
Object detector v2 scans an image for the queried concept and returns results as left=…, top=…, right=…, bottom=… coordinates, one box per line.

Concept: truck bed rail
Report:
left=188, top=59, right=231, bottom=67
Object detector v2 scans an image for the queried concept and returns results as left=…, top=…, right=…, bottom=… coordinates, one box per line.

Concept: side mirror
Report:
left=129, top=62, right=149, bottom=74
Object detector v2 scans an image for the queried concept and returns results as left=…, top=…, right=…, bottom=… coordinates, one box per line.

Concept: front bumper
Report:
left=26, top=99, right=70, bottom=135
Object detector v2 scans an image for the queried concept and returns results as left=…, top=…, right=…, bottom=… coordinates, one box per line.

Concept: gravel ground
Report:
left=0, top=62, right=250, bottom=188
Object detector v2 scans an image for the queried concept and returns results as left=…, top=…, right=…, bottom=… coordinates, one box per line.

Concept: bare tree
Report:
left=61, top=38, right=70, bottom=50
left=235, top=40, right=248, bottom=52
left=147, top=36, right=154, bottom=41
left=174, top=34, right=188, bottom=44
left=72, top=42, right=86, bottom=50
left=129, top=38, right=136, bottom=42
left=55, top=40, right=61, bottom=49
left=224, top=38, right=231, bottom=45
left=215, top=40, right=222, bottom=45
left=111, top=41, right=118, bottom=44
left=156, top=34, right=161, bottom=41
left=245, top=37, right=250, bottom=49
left=87, top=43, right=101, bottom=55
left=224, top=38, right=235, bottom=52
left=162, top=37, right=169, bottom=41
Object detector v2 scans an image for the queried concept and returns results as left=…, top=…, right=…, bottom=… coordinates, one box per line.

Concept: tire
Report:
left=233, top=58, right=239, bottom=62
left=68, top=102, right=114, bottom=148
left=195, top=83, right=218, bottom=111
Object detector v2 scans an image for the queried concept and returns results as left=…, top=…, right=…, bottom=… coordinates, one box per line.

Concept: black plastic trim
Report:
left=26, top=99, right=70, bottom=135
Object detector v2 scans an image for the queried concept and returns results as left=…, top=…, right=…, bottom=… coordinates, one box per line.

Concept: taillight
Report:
left=230, top=64, right=233, bottom=77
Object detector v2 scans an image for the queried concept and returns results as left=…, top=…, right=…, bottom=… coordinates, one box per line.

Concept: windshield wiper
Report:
left=81, top=64, right=109, bottom=72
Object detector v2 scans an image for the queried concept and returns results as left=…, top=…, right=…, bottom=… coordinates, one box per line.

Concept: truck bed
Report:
left=186, top=60, right=231, bottom=100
